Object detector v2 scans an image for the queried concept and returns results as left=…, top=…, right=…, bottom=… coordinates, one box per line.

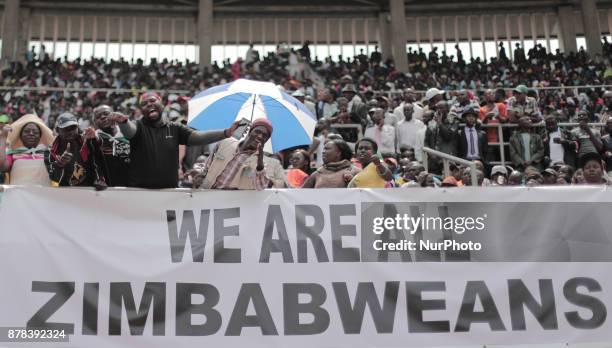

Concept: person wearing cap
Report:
left=507, top=85, right=541, bottom=123
left=423, top=88, right=445, bottom=111
left=192, top=118, right=283, bottom=190
left=341, top=84, right=366, bottom=126
left=490, top=165, right=508, bottom=186
left=509, top=116, right=545, bottom=171
left=347, top=137, right=392, bottom=188
left=525, top=171, right=544, bottom=186
left=44, top=112, right=107, bottom=189
left=91, top=105, right=131, bottom=187
left=0, top=114, right=54, bottom=185
left=341, top=84, right=362, bottom=105
left=457, top=108, right=488, bottom=165
left=0, top=115, right=10, bottom=125
left=449, top=90, right=480, bottom=122
left=110, top=92, right=241, bottom=189
left=507, top=170, right=524, bottom=186
left=541, top=168, right=559, bottom=185
left=364, top=108, right=396, bottom=155
left=292, top=90, right=315, bottom=116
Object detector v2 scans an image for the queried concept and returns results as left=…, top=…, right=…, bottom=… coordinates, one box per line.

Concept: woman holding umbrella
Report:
left=0, top=114, right=54, bottom=185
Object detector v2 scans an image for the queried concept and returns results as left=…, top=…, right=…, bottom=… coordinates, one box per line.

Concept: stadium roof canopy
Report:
left=17, top=0, right=612, bottom=16
left=1, top=0, right=609, bottom=68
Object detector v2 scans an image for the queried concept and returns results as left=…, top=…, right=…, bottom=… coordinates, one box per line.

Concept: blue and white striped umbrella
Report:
left=188, top=79, right=317, bottom=153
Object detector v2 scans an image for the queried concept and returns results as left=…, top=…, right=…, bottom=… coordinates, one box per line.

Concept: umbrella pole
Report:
left=250, top=94, right=257, bottom=122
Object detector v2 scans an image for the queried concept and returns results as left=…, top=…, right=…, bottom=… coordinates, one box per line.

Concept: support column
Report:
left=16, top=7, right=31, bottom=63
left=581, top=0, right=602, bottom=55
left=1, top=0, right=21, bottom=65
left=389, top=0, right=408, bottom=72
left=377, top=12, right=392, bottom=61
left=557, top=6, right=578, bottom=54
left=198, top=0, right=213, bottom=68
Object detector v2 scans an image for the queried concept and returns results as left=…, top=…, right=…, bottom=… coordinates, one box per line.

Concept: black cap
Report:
left=56, top=113, right=78, bottom=129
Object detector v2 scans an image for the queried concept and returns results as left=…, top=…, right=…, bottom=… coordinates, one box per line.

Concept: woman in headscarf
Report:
left=347, top=137, right=392, bottom=188
left=0, top=114, right=55, bottom=185
left=285, top=149, right=311, bottom=188
left=301, top=139, right=360, bottom=188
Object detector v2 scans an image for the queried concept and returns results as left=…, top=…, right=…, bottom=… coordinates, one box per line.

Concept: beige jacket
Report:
left=200, top=138, right=285, bottom=189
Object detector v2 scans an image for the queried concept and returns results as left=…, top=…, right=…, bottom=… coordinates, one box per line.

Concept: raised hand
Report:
left=343, top=172, right=354, bottom=183
left=0, top=124, right=11, bottom=138
left=84, top=127, right=97, bottom=140
left=256, top=142, right=265, bottom=170
left=224, top=120, right=243, bottom=138
left=371, top=154, right=381, bottom=166
left=57, top=142, right=73, bottom=167
left=110, top=112, right=129, bottom=124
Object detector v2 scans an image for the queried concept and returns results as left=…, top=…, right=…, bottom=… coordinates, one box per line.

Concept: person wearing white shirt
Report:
left=547, top=125, right=564, bottom=164
left=395, top=104, right=425, bottom=160
left=292, top=90, right=316, bottom=117
left=393, top=88, right=423, bottom=122
left=364, top=108, right=396, bottom=154
left=543, top=115, right=577, bottom=166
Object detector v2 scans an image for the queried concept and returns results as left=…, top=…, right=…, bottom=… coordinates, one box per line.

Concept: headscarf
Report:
left=6, top=114, right=54, bottom=150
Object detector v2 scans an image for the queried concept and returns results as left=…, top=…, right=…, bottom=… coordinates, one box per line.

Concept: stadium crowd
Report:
left=1, top=38, right=612, bottom=189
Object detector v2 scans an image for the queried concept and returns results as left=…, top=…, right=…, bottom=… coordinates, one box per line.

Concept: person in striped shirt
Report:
left=192, top=118, right=284, bottom=190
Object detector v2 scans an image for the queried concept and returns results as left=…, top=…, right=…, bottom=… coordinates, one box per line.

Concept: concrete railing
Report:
left=422, top=146, right=478, bottom=186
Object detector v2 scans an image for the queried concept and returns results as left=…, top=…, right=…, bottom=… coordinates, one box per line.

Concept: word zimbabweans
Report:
left=27, top=278, right=606, bottom=336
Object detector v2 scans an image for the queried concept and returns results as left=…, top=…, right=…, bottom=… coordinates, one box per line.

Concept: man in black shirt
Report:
left=112, top=93, right=240, bottom=189
left=92, top=105, right=131, bottom=186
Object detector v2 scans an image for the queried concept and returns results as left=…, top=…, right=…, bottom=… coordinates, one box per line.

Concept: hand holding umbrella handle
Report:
left=224, top=120, right=243, bottom=138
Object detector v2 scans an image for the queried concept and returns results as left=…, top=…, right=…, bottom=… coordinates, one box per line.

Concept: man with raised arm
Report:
left=111, top=92, right=240, bottom=189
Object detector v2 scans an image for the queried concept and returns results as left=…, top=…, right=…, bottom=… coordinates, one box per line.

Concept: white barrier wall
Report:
left=0, top=186, right=611, bottom=347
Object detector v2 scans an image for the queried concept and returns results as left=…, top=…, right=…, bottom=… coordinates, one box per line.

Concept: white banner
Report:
left=0, top=186, right=611, bottom=347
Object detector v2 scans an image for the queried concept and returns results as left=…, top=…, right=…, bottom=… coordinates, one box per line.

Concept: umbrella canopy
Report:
left=188, top=79, right=316, bottom=153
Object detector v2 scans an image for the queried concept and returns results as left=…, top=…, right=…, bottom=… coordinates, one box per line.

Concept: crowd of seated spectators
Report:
left=1, top=37, right=612, bottom=189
